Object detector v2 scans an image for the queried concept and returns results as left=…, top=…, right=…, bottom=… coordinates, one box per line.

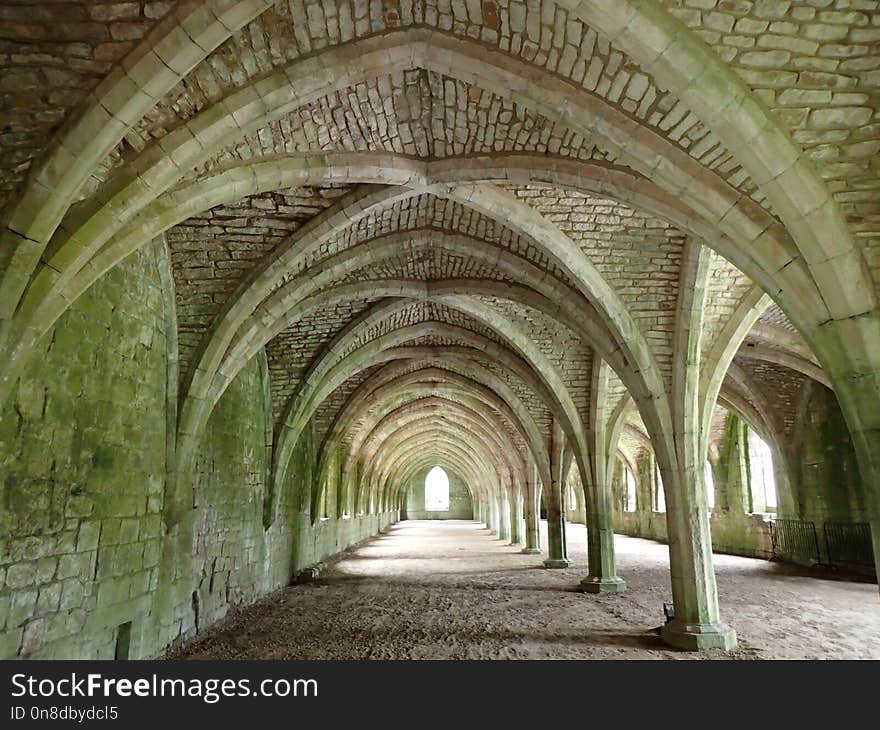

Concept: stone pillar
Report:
left=543, top=480, right=572, bottom=567
left=544, top=422, right=573, bottom=568
left=580, top=358, right=626, bottom=593
left=489, top=494, right=500, bottom=534
left=521, top=476, right=541, bottom=554
left=498, top=489, right=511, bottom=541
left=509, top=491, right=523, bottom=546
left=579, top=471, right=626, bottom=593
left=658, top=461, right=736, bottom=651
left=872, top=521, right=880, bottom=599
left=714, top=414, right=750, bottom=514
left=658, top=241, right=736, bottom=651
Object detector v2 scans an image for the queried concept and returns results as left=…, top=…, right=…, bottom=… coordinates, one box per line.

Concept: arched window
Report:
left=748, top=432, right=778, bottom=514
left=704, top=460, right=716, bottom=511
left=653, top=462, right=666, bottom=513
left=424, top=466, right=450, bottom=511
left=624, top=468, right=637, bottom=513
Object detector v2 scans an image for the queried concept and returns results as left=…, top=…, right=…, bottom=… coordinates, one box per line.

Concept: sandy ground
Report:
left=170, top=520, right=880, bottom=660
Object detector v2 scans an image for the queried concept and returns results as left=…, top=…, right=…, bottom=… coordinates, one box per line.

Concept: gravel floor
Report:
left=170, top=519, right=880, bottom=660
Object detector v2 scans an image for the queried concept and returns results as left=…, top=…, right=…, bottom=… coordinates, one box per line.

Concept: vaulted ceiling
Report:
left=1, top=0, right=878, bottom=517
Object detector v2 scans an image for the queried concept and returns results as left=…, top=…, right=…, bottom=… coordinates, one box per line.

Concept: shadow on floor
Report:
left=173, top=619, right=670, bottom=659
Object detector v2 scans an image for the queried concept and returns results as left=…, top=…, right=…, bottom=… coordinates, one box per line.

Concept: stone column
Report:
left=522, top=475, right=541, bottom=554
left=577, top=455, right=626, bottom=592
left=489, top=494, right=500, bottom=535
left=713, top=413, right=750, bottom=514
left=544, top=421, right=573, bottom=568
left=658, top=461, right=736, bottom=651
left=498, top=489, right=511, bottom=541
left=659, top=240, right=735, bottom=651
left=509, top=490, right=523, bottom=546
left=872, top=521, right=880, bottom=600
left=580, top=358, right=626, bottom=593
left=578, top=470, right=626, bottom=592
left=543, top=481, right=572, bottom=567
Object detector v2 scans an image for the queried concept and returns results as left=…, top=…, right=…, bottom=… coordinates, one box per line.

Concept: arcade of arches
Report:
left=0, top=0, right=879, bottom=659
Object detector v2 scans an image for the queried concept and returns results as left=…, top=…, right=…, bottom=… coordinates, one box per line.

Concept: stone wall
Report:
left=609, top=391, right=864, bottom=564
left=0, top=242, right=170, bottom=659
left=189, top=353, right=274, bottom=633
left=787, top=381, right=865, bottom=524
left=610, top=434, right=775, bottom=559
left=403, top=467, right=473, bottom=520
left=281, top=424, right=397, bottom=573
left=613, top=487, right=774, bottom=560
left=0, top=243, right=396, bottom=659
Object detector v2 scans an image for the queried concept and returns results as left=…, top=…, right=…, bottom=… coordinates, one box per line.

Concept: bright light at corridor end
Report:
left=425, top=466, right=450, bottom=511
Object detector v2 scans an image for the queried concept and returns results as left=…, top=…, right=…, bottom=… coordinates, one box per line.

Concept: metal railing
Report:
left=824, top=521, right=875, bottom=573
left=770, top=518, right=822, bottom=566
left=770, top=518, right=876, bottom=578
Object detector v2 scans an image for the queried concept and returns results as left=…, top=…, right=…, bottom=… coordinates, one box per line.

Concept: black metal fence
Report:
left=824, top=521, right=875, bottom=573
left=770, top=518, right=821, bottom=566
left=770, top=518, right=876, bottom=578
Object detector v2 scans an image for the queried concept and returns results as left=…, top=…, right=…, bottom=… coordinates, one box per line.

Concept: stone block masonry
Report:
left=0, top=0, right=878, bottom=658
left=0, top=240, right=395, bottom=659
left=0, top=241, right=170, bottom=659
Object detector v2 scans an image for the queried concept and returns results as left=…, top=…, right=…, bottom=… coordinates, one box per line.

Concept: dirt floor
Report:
left=170, top=520, right=880, bottom=660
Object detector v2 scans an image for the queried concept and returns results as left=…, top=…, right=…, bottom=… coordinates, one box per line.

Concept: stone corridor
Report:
left=171, top=521, right=880, bottom=660
left=1, top=1, right=880, bottom=660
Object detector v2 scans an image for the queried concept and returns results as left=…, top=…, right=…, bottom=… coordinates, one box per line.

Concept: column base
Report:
left=543, top=558, right=574, bottom=569
left=509, top=541, right=522, bottom=547
left=660, top=620, right=737, bottom=651
left=579, top=575, right=626, bottom=594
left=521, top=547, right=541, bottom=555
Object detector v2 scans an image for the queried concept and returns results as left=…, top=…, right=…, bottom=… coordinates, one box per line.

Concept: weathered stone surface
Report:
left=0, top=0, right=878, bottom=660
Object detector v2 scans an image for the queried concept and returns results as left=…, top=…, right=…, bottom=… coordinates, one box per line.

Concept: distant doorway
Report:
left=424, top=466, right=450, bottom=512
